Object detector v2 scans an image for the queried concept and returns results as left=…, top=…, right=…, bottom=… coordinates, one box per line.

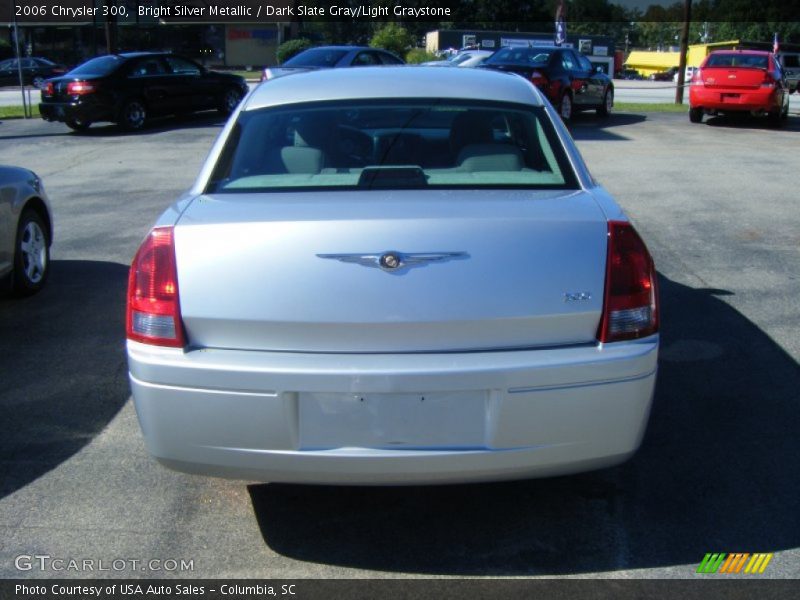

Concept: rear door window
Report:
left=129, top=58, right=167, bottom=78
left=165, top=56, right=201, bottom=75
left=377, top=52, right=403, bottom=65
left=577, top=55, right=594, bottom=72
left=352, top=52, right=382, bottom=66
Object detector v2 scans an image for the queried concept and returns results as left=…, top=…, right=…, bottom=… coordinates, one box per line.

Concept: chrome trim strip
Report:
left=508, top=368, right=657, bottom=394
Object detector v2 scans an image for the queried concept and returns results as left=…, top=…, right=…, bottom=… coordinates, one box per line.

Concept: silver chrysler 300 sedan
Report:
left=127, top=67, right=658, bottom=485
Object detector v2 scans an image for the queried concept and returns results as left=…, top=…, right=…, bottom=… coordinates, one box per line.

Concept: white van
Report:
left=673, top=66, right=697, bottom=83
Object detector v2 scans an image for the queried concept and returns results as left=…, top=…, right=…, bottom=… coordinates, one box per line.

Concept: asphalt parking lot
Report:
left=1, top=110, right=798, bottom=579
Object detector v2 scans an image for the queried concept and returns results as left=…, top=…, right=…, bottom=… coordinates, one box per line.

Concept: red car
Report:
left=689, top=50, right=790, bottom=126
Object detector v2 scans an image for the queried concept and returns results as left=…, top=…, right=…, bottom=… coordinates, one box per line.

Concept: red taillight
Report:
left=126, top=227, right=186, bottom=348
left=691, top=69, right=703, bottom=85
left=44, top=82, right=54, bottom=96
left=761, top=72, right=776, bottom=88
left=597, top=221, right=659, bottom=343
left=66, top=80, right=97, bottom=95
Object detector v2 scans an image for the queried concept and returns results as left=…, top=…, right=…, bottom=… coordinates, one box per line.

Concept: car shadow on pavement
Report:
left=0, top=128, right=75, bottom=142
left=0, top=112, right=227, bottom=142
left=249, top=275, right=800, bottom=575
left=568, top=112, right=647, bottom=142
left=704, top=113, right=800, bottom=132
left=0, top=260, right=130, bottom=500
left=77, top=112, right=228, bottom=138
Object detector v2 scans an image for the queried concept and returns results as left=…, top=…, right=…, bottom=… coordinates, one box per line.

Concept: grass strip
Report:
left=0, top=105, right=33, bottom=119
left=615, top=102, right=689, bottom=113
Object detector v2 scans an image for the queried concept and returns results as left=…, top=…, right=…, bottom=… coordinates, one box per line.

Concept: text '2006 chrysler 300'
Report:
left=126, top=66, right=659, bottom=485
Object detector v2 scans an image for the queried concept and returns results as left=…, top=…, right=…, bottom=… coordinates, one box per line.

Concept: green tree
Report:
left=406, top=49, right=441, bottom=64
left=370, top=23, right=416, bottom=56
left=276, top=39, right=314, bottom=64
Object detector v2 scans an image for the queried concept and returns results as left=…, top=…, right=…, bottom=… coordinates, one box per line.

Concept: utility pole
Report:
left=104, top=0, right=118, bottom=54
left=675, top=0, right=692, bottom=104
left=11, top=6, right=30, bottom=118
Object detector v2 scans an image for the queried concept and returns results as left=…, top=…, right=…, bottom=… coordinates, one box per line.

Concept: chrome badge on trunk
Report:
left=317, top=251, right=469, bottom=272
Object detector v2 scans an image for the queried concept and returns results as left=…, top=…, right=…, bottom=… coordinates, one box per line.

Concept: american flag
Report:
left=773, top=32, right=779, bottom=54
left=555, top=0, right=567, bottom=47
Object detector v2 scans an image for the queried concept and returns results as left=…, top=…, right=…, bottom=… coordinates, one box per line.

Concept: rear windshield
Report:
left=283, top=48, right=348, bottom=68
left=448, top=54, right=472, bottom=65
left=207, top=99, right=577, bottom=193
left=485, top=48, right=555, bottom=66
left=68, top=55, right=124, bottom=77
left=706, top=54, right=768, bottom=69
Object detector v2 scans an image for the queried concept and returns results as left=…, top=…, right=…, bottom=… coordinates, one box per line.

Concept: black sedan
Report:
left=0, top=57, right=68, bottom=88
left=39, top=52, right=248, bottom=132
left=479, top=47, right=613, bottom=122
left=261, top=46, right=404, bottom=81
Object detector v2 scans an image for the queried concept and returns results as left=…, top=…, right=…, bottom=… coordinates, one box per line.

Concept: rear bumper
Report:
left=128, top=337, right=658, bottom=485
left=39, top=100, right=112, bottom=123
left=689, top=86, right=782, bottom=112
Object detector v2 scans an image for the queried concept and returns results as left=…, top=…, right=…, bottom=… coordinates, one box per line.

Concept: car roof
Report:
left=116, top=52, right=170, bottom=59
left=245, top=66, right=543, bottom=110
left=301, top=45, right=370, bottom=51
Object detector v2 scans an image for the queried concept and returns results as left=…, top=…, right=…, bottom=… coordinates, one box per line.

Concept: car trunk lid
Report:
left=174, top=190, right=609, bottom=353
left=262, top=66, right=317, bottom=80
left=699, top=67, right=768, bottom=89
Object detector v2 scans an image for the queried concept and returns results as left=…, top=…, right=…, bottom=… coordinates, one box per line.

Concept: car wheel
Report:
left=12, top=209, right=49, bottom=296
left=689, top=107, right=703, bottom=123
left=65, top=118, right=91, bottom=132
left=118, top=99, right=147, bottom=131
left=219, top=88, right=242, bottom=116
left=597, top=88, right=613, bottom=117
left=558, top=91, right=573, bottom=122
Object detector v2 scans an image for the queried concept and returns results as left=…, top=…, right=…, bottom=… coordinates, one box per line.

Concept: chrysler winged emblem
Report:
left=317, top=251, right=468, bottom=272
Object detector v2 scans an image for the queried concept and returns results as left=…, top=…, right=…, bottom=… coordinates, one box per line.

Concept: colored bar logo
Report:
left=697, top=553, right=773, bottom=574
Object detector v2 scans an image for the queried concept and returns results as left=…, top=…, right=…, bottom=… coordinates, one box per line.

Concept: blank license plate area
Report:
left=298, top=391, right=488, bottom=450
left=721, top=93, right=740, bottom=101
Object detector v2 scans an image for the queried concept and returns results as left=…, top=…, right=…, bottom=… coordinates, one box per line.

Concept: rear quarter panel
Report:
left=0, top=167, right=48, bottom=276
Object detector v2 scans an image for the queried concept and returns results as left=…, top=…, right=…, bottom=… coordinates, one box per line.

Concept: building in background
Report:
left=0, top=0, right=281, bottom=68
left=624, top=40, right=800, bottom=77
